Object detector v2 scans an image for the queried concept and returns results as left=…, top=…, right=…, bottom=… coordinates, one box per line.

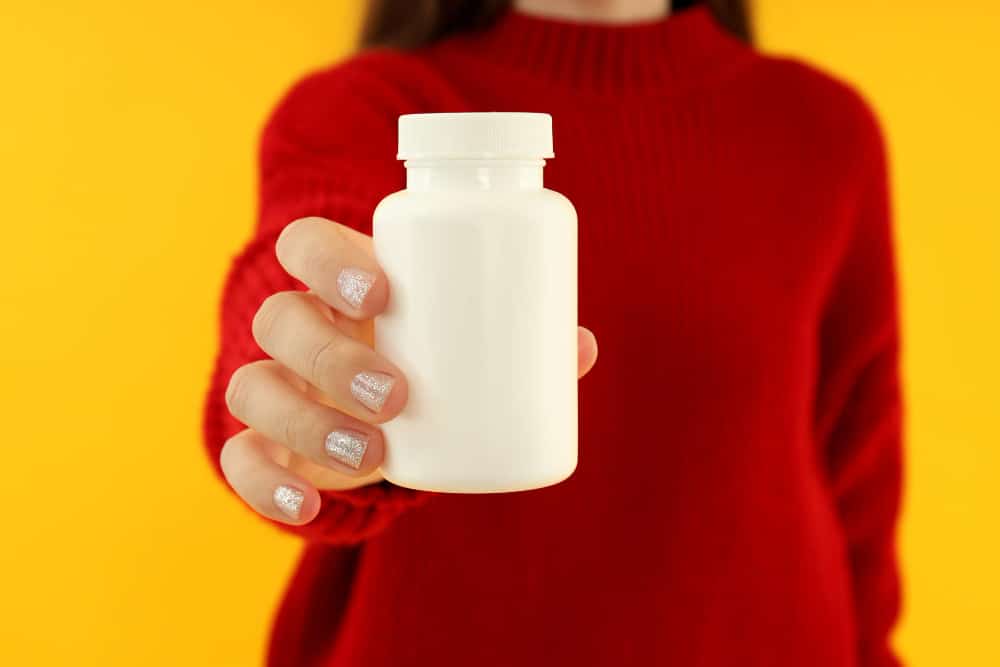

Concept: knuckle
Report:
left=301, top=244, right=339, bottom=284
left=219, top=431, right=248, bottom=477
left=277, top=217, right=332, bottom=272
left=224, top=364, right=257, bottom=417
left=305, top=335, right=345, bottom=386
left=276, top=218, right=309, bottom=266
left=252, top=291, right=295, bottom=348
left=279, top=402, right=311, bottom=453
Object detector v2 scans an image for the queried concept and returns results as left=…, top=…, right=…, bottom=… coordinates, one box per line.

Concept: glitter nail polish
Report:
left=325, top=430, right=369, bottom=470
left=273, top=485, right=304, bottom=519
left=337, top=267, right=376, bottom=309
left=351, top=371, right=395, bottom=412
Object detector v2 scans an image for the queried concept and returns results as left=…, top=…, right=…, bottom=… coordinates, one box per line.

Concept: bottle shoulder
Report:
left=374, top=188, right=576, bottom=224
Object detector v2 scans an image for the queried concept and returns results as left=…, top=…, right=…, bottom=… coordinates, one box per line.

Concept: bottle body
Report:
left=373, top=164, right=577, bottom=493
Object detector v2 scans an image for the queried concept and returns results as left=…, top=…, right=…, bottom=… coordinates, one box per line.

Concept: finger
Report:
left=578, top=326, right=598, bottom=378
left=252, top=291, right=407, bottom=423
left=226, top=360, right=385, bottom=475
left=220, top=429, right=322, bottom=525
left=276, top=217, right=388, bottom=319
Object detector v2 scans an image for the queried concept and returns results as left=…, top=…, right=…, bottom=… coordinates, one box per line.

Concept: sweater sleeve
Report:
left=203, top=60, right=428, bottom=544
left=815, top=113, right=903, bottom=666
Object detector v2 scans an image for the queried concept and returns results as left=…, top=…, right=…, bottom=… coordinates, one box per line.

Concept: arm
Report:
left=205, top=59, right=600, bottom=545
left=815, top=114, right=904, bottom=666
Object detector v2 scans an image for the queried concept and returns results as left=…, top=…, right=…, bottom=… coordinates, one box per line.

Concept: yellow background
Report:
left=1, top=1, right=996, bottom=664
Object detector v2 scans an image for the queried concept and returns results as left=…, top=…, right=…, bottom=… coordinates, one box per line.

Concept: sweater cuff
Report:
left=299, top=483, right=430, bottom=544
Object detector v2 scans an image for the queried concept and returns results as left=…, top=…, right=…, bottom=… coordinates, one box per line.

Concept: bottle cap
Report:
left=397, top=112, right=554, bottom=160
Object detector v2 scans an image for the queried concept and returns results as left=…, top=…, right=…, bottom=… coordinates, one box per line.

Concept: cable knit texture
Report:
left=203, top=6, right=903, bottom=666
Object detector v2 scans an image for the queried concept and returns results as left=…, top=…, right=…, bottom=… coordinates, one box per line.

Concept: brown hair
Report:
left=362, top=0, right=752, bottom=49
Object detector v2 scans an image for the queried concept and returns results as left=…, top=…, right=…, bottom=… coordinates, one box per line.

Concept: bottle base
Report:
left=381, top=462, right=577, bottom=494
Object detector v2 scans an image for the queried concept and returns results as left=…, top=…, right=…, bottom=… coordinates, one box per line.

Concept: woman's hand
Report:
left=221, top=217, right=599, bottom=525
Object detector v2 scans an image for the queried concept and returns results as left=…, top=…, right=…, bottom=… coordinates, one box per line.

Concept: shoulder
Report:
left=262, top=49, right=455, bottom=153
left=739, top=55, right=887, bottom=172
left=755, top=56, right=882, bottom=132
left=276, top=48, right=447, bottom=109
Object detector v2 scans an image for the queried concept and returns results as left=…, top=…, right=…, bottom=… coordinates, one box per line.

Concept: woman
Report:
left=205, top=0, right=903, bottom=665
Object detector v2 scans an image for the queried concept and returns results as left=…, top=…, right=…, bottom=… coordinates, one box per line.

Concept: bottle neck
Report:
left=404, top=159, right=545, bottom=191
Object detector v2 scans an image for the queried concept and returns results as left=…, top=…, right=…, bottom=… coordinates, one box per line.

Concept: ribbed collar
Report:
left=438, top=5, right=755, bottom=95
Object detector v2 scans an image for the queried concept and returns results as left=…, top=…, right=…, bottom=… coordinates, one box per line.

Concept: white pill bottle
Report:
left=373, top=113, right=578, bottom=493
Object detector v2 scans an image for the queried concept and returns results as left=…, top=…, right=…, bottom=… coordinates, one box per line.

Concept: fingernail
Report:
left=273, top=485, right=304, bottom=519
left=325, top=429, right=369, bottom=470
left=351, top=371, right=395, bottom=413
left=337, top=267, right=376, bottom=309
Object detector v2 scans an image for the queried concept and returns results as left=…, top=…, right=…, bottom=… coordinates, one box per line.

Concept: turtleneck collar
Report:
left=436, top=5, right=755, bottom=95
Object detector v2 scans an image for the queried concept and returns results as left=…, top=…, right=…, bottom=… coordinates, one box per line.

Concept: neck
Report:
left=440, top=6, right=752, bottom=96
left=513, top=0, right=670, bottom=23
left=406, top=160, right=545, bottom=191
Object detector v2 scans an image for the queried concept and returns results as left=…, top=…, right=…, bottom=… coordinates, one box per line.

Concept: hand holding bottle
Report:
left=221, top=216, right=598, bottom=524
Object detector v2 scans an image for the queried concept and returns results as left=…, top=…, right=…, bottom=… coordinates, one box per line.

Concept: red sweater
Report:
left=204, top=7, right=903, bottom=666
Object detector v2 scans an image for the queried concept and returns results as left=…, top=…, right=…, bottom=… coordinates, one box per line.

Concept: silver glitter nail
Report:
left=351, top=371, right=395, bottom=413
left=273, top=485, right=304, bottom=519
left=337, top=268, right=376, bottom=309
left=325, top=430, right=369, bottom=470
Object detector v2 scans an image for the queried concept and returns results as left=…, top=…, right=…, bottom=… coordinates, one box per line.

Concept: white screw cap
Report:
left=397, top=112, right=554, bottom=160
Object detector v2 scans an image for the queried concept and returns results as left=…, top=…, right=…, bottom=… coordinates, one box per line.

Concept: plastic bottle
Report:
left=373, top=112, right=577, bottom=493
